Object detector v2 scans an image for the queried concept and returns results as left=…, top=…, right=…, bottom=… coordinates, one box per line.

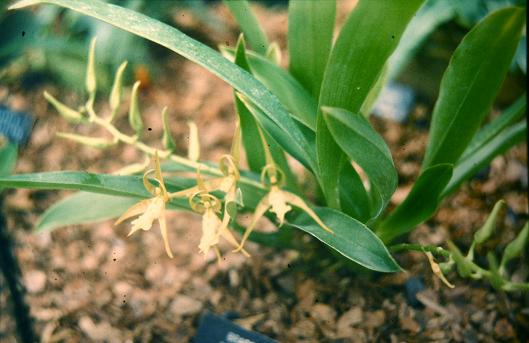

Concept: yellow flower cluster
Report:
left=114, top=124, right=333, bottom=260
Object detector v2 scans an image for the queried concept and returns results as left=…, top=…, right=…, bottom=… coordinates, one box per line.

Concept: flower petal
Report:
left=129, top=197, right=164, bottom=235
left=199, top=209, right=221, bottom=255
left=218, top=208, right=250, bottom=257
left=425, top=251, right=454, bottom=288
left=233, top=195, right=270, bottom=252
left=114, top=199, right=150, bottom=226
left=158, top=206, right=174, bottom=258
left=268, top=188, right=291, bottom=226
left=283, top=192, right=334, bottom=234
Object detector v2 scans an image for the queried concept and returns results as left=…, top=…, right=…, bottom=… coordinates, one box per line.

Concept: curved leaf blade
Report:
left=36, top=192, right=139, bottom=232
left=0, top=171, right=192, bottom=209
left=323, top=107, right=397, bottom=220
left=378, top=164, right=453, bottom=243
left=222, top=45, right=317, bottom=131
left=316, top=0, right=424, bottom=207
left=443, top=121, right=526, bottom=197
left=245, top=51, right=317, bottom=130
left=288, top=0, right=335, bottom=98
left=289, top=207, right=401, bottom=273
left=0, top=171, right=150, bottom=197
left=461, top=95, right=526, bottom=161
left=386, top=0, right=455, bottom=81
left=422, top=7, right=526, bottom=168
left=223, top=0, right=268, bottom=55
left=339, top=158, right=371, bottom=222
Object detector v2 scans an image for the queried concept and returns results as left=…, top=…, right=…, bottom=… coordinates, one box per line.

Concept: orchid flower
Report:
left=233, top=164, right=333, bottom=253
left=168, top=122, right=249, bottom=258
left=114, top=151, right=173, bottom=258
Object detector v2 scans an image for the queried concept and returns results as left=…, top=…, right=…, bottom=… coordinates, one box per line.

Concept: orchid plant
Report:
left=1, top=0, right=527, bottom=292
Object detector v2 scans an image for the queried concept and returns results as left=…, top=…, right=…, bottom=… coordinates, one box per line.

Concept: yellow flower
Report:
left=234, top=165, right=333, bottom=252
left=167, top=122, right=248, bottom=258
left=189, top=192, right=249, bottom=258
left=114, top=151, right=173, bottom=258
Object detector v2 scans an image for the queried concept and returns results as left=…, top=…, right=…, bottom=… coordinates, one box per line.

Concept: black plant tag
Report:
left=0, top=106, right=34, bottom=145
left=194, top=312, right=277, bottom=343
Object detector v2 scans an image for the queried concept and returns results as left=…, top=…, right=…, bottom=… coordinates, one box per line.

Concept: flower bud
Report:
left=86, top=37, right=97, bottom=97
left=128, top=81, right=143, bottom=136
left=44, top=91, right=84, bottom=123
left=109, top=61, right=128, bottom=114
left=161, top=107, right=176, bottom=151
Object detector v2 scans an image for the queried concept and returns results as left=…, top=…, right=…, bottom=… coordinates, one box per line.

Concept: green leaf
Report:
left=316, top=0, right=424, bottom=207
left=222, top=45, right=317, bottom=131
left=0, top=143, right=17, bottom=178
left=236, top=92, right=316, bottom=173
left=378, top=164, right=453, bottom=243
left=322, top=107, right=397, bottom=220
left=386, top=0, right=455, bottom=81
left=288, top=0, right=335, bottom=98
left=231, top=38, right=299, bottom=192
left=231, top=36, right=266, bottom=173
left=460, top=95, right=526, bottom=162
left=36, top=192, right=139, bottom=232
left=359, top=64, right=388, bottom=117
left=223, top=0, right=268, bottom=55
left=500, top=222, right=529, bottom=272
left=288, top=207, right=401, bottom=273
left=234, top=93, right=300, bottom=194
left=338, top=158, right=371, bottom=222
left=422, top=7, right=526, bottom=169
left=10, top=0, right=316, bottom=172
left=235, top=95, right=266, bottom=172
left=244, top=50, right=317, bottom=131
left=442, top=121, right=526, bottom=197
left=0, top=171, right=151, bottom=197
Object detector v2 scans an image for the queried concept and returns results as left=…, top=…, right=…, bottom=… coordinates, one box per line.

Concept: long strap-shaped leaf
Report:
left=221, top=45, right=317, bottom=131
left=223, top=0, right=268, bottom=55
left=316, top=0, right=423, bottom=209
left=10, top=0, right=317, bottom=172
left=288, top=0, right=335, bottom=98
left=323, top=107, right=397, bottom=221
left=0, top=171, right=151, bottom=197
left=232, top=38, right=299, bottom=193
left=422, top=7, right=526, bottom=169
left=378, top=7, right=526, bottom=243
left=377, top=164, right=453, bottom=243
left=442, top=121, right=526, bottom=197
left=36, top=192, right=139, bottom=232
left=460, top=95, right=526, bottom=162
left=289, top=207, right=401, bottom=273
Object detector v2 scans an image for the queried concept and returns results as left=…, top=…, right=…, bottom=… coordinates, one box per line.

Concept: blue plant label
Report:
left=0, top=106, right=34, bottom=145
left=194, top=312, right=277, bottom=343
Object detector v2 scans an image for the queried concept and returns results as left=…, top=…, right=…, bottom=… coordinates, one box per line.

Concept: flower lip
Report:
left=260, top=164, right=285, bottom=188
left=219, top=154, right=239, bottom=179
